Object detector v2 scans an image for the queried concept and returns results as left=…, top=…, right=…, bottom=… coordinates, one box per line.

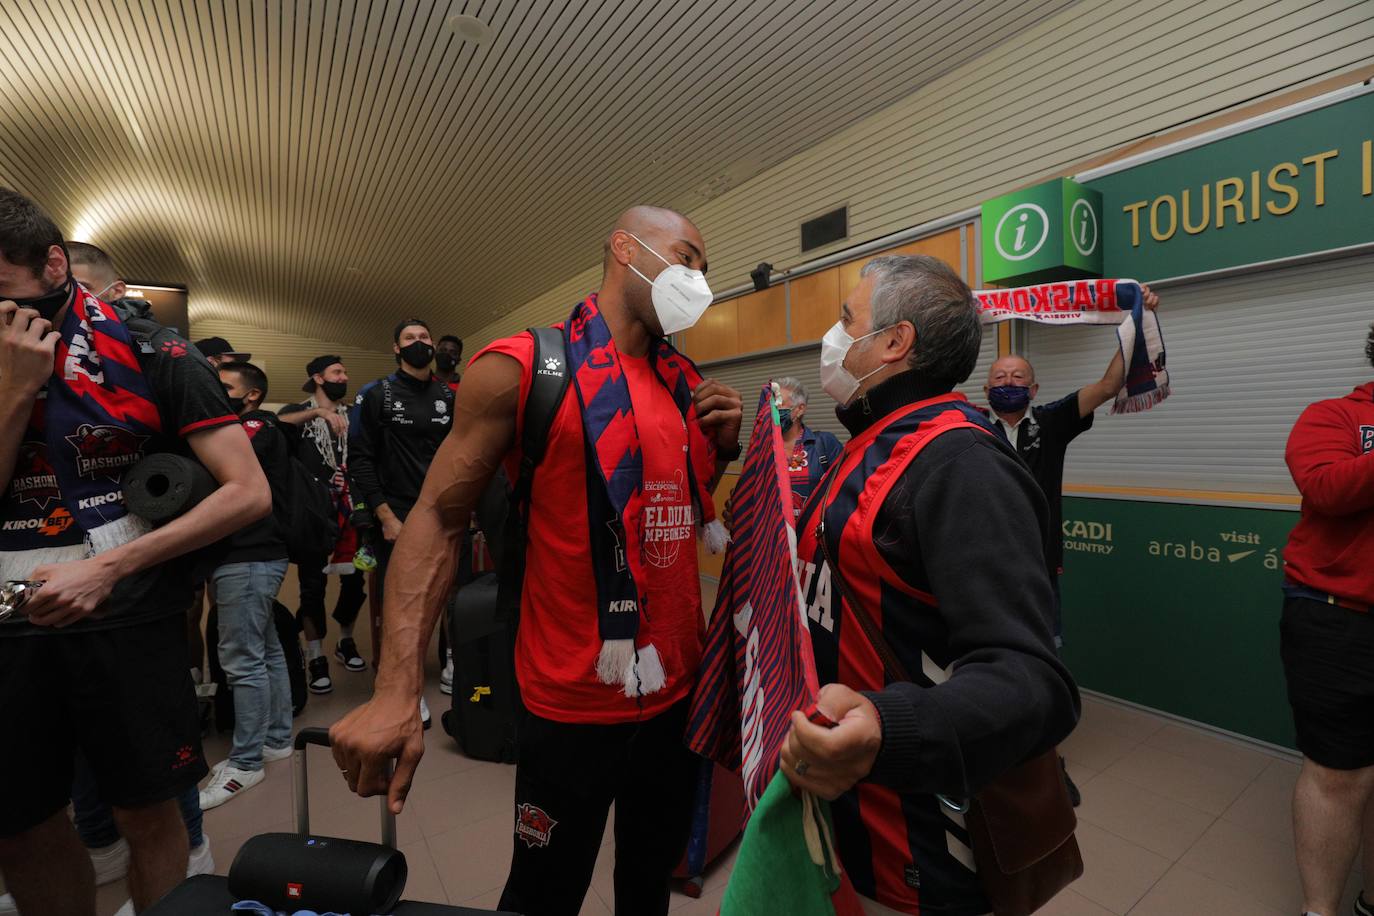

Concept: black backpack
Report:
left=280, top=454, right=340, bottom=565
left=441, top=328, right=569, bottom=762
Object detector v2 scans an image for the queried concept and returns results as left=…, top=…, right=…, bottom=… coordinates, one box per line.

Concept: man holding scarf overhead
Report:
left=0, top=188, right=272, bottom=916
left=330, top=206, right=743, bottom=916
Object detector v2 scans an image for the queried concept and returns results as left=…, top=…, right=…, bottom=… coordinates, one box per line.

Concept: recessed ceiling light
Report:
left=446, top=14, right=493, bottom=44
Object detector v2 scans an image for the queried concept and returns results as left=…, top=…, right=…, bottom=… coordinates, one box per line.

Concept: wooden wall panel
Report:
left=735, top=286, right=788, bottom=354
left=837, top=226, right=964, bottom=296
left=788, top=268, right=841, bottom=344
left=679, top=299, right=740, bottom=364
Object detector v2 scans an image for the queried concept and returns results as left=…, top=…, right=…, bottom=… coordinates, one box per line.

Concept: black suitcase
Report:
left=442, top=573, right=522, bottom=764
left=144, top=728, right=518, bottom=915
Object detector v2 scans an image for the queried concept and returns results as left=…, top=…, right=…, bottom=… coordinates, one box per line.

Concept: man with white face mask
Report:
left=781, top=255, right=1079, bottom=916
left=330, top=206, right=743, bottom=916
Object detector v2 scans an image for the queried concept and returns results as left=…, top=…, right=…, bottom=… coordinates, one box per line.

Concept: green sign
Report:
left=981, top=178, right=1104, bottom=285
left=1087, top=90, right=1374, bottom=280
left=1058, top=497, right=1297, bottom=748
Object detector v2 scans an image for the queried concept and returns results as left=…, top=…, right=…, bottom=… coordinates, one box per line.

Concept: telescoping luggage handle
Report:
left=292, top=727, right=397, bottom=850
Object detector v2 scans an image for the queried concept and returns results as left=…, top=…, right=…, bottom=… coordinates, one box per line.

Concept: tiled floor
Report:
left=15, top=573, right=1360, bottom=915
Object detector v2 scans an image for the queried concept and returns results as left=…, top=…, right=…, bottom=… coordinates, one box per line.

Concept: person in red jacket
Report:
left=1282, top=332, right=1374, bottom=916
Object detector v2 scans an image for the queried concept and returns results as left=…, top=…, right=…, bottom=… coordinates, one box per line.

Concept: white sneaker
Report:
left=112, top=836, right=216, bottom=916
left=90, top=837, right=130, bottom=885
left=263, top=743, right=294, bottom=763
left=0, top=893, right=16, bottom=915
left=199, top=764, right=265, bottom=810
left=440, top=655, right=454, bottom=695
left=188, top=835, right=215, bottom=876
left=420, top=696, right=432, bottom=730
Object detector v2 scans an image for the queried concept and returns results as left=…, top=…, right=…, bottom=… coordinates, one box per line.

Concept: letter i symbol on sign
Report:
left=1014, top=212, right=1029, bottom=252
left=1079, top=209, right=1090, bottom=248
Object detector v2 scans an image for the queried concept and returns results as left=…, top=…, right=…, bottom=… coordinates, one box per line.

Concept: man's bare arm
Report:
left=374, top=352, right=520, bottom=696
left=26, top=423, right=271, bottom=626
left=330, top=351, right=521, bottom=814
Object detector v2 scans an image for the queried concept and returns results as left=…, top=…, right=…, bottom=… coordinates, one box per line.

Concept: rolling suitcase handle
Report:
left=292, top=726, right=397, bottom=849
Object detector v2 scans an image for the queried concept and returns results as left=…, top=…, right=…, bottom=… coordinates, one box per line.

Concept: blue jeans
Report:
left=71, top=751, right=204, bottom=849
left=211, top=559, right=291, bottom=771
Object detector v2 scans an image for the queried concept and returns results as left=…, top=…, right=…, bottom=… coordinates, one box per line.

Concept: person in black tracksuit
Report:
left=348, top=319, right=453, bottom=723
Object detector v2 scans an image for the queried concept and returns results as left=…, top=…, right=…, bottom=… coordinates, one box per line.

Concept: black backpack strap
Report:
left=494, top=327, right=570, bottom=621
left=515, top=327, right=570, bottom=500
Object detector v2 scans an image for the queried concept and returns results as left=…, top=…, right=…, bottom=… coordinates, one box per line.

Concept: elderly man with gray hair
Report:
left=779, top=254, right=1080, bottom=915
left=773, top=376, right=843, bottom=518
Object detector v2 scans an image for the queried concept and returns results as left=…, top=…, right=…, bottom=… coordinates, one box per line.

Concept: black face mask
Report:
left=321, top=380, right=348, bottom=401
left=399, top=341, right=434, bottom=369
left=435, top=351, right=459, bottom=372
left=11, top=274, right=73, bottom=322
left=226, top=395, right=246, bottom=415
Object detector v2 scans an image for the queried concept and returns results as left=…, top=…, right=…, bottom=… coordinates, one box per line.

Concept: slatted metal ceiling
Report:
left=465, top=0, right=1374, bottom=353
left=0, top=0, right=1077, bottom=354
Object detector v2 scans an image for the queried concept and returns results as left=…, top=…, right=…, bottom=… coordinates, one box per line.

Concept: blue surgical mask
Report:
left=988, top=385, right=1032, bottom=413
left=777, top=407, right=794, bottom=433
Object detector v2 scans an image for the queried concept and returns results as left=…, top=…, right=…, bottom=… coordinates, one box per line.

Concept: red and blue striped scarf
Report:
left=686, top=383, right=819, bottom=808
left=0, top=286, right=161, bottom=580
left=563, top=294, right=720, bottom=697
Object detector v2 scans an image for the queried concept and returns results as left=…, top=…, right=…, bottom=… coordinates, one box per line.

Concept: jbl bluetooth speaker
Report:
left=227, top=832, right=407, bottom=914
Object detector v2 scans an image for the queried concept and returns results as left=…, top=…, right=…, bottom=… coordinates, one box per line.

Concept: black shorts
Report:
left=1280, top=595, right=1374, bottom=770
left=0, top=614, right=208, bottom=837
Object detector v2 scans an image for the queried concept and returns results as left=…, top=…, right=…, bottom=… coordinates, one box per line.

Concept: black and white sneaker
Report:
left=335, top=638, right=367, bottom=672
left=307, top=656, right=333, bottom=694
left=1355, top=892, right=1374, bottom=916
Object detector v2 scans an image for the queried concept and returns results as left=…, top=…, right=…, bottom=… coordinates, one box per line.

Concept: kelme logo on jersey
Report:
left=537, top=356, right=563, bottom=378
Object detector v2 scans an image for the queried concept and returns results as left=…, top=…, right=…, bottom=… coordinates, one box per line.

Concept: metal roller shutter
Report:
left=697, top=330, right=997, bottom=449
left=1020, top=254, right=1374, bottom=498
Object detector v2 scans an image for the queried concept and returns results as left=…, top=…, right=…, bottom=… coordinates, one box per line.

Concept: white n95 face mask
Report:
left=627, top=233, right=713, bottom=335
left=819, top=321, right=890, bottom=406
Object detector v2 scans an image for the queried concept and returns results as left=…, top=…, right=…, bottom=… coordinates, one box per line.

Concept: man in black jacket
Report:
left=198, top=361, right=295, bottom=810
left=349, top=318, right=453, bottom=725
left=780, top=255, right=1079, bottom=916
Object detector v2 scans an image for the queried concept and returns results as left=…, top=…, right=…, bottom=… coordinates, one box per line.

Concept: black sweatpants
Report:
left=295, top=553, right=367, bottom=636
left=498, top=699, right=698, bottom=916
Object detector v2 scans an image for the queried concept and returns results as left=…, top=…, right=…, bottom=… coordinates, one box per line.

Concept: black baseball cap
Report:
left=194, top=337, right=251, bottom=361
left=301, top=354, right=344, bottom=392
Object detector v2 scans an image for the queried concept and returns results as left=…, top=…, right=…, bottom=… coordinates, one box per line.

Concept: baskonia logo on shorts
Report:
left=515, top=803, right=557, bottom=848
left=63, top=424, right=148, bottom=479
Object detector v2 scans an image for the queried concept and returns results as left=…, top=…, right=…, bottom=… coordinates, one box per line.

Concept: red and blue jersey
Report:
left=795, top=393, right=993, bottom=916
